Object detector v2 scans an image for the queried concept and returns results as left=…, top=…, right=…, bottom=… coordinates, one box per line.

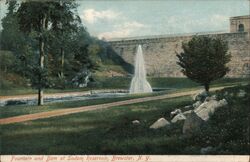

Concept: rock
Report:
left=183, top=110, right=192, bottom=115
left=218, top=99, right=228, bottom=106
left=132, top=120, right=140, bottom=125
left=237, top=89, right=246, bottom=98
left=200, top=146, right=214, bottom=154
left=184, top=105, right=193, bottom=109
left=195, top=99, right=228, bottom=121
left=150, top=118, right=170, bottom=129
left=193, top=101, right=203, bottom=108
left=71, top=68, right=91, bottom=87
left=170, top=109, right=182, bottom=118
left=211, top=95, right=217, bottom=100
left=183, top=111, right=204, bottom=134
left=223, top=91, right=228, bottom=96
left=193, top=90, right=208, bottom=101
left=205, top=95, right=217, bottom=102
left=204, top=97, right=211, bottom=102
left=171, top=113, right=186, bottom=123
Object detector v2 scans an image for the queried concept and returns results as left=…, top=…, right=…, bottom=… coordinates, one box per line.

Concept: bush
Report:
left=0, top=71, right=28, bottom=89
left=0, top=50, right=16, bottom=72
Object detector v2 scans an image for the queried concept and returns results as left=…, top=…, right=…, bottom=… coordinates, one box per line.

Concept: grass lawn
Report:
left=1, top=84, right=249, bottom=154
left=92, top=77, right=249, bottom=89
left=1, top=95, right=192, bottom=154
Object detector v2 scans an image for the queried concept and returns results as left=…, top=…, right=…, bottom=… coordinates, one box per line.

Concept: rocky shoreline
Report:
left=0, top=89, right=129, bottom=107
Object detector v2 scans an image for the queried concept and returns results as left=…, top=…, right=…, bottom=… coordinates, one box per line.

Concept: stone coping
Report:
left=107, top=31, right=248, bottom=42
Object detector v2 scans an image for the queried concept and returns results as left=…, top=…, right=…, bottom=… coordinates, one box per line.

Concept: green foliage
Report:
left=0, top=1, right=133, bottom=91
left=0, top=72, right=27, bottom=90
left=28, top=66, right=50, bottom=89
left=177, top=36, right=231, bottom=91
left=0, top=1, right=25, bottom=51
left=0, top=51, right=16, bottom=72
left=188, top=85, right=250, bottom=154
left=9, top=1, right=97, bottom=90
left=0, top=1, right=35, bottom=77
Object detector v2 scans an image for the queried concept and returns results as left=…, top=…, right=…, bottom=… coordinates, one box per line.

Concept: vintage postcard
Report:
left=0, top=0, right=249, bottom=161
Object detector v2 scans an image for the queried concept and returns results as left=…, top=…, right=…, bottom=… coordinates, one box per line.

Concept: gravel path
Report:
left=0, top=87, right=227, bottom=125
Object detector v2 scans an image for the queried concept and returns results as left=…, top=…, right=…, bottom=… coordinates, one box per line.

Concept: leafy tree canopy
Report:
left=177, top=36, right=231, bottom=91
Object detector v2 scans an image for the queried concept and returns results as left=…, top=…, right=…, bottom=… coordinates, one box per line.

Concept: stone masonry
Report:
left=230, top=15, right=250, bottom=33
left=108, top=16, right=250, bottom=78
left=108, top=32, right=250, bottom=77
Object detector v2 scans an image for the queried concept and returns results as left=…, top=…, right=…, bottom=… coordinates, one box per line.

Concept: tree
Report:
left=0, top=51, right=16, bottom=73
left=0, top=0, right=35, bottom=78
left=16, top=0, right=97, bottom=102
left=16, top=1, right=77, bottom=105
left=49, top=0, right=79, bottom=78
left=70, top=26, right=97, bottom=75
left=176, top=36, right=231, bottom=92
left=48, top=8, right=96, bottom=88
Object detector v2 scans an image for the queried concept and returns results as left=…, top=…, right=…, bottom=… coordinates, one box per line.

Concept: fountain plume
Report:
left=129, top=45, right=152, bottom=94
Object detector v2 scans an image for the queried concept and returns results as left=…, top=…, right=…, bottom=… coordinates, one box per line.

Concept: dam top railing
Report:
left=107, top=30, right=249, bottom=42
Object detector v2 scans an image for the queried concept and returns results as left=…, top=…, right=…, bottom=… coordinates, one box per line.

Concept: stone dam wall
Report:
left=108, top=32, right=250, bottom=78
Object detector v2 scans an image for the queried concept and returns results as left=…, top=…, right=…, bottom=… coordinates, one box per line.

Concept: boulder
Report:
left=170, top=109, right=182, bottom=118
left=171, top=113, right=186, bottom=123
left=211, top=95, right=217, bottom=100
left=205, top=95, right=217, bottom=102
left=184, top=105, right=193, bottom=109
left=195, top=99, right=228, bottom=121
left=183, top=111, right=204, bottom=134
left=193, top=90, right=208, bottom=101
left=193, top=101, right=203, bottom=108
left=218, top=99, right=228, bottom=106
left=150, top=118, right=170, bottom=129
left=132, top=120, right=140, bottom=125
left=183, top=110, right=192, bottom=116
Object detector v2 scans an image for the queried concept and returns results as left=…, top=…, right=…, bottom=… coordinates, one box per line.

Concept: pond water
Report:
left=0, top=88, right=172, bottom=107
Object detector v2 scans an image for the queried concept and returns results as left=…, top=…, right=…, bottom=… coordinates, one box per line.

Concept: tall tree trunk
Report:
left=38, top=37, right=44, bottom=105
left=204, top=83, right=210, bottom=92
left=60, top=47, right=64, bottom=77
left=38, top=16, right=46, bottom=106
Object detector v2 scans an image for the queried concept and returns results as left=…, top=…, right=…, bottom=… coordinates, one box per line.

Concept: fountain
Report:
left=129, top=45, right=153, bottom=94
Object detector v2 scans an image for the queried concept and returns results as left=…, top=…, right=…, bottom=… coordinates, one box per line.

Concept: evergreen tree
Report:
left=176, top=36, right=231, bottom=92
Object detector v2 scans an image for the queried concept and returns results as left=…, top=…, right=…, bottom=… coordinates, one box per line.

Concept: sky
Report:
left=0, top=0, right=249, bottom=39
